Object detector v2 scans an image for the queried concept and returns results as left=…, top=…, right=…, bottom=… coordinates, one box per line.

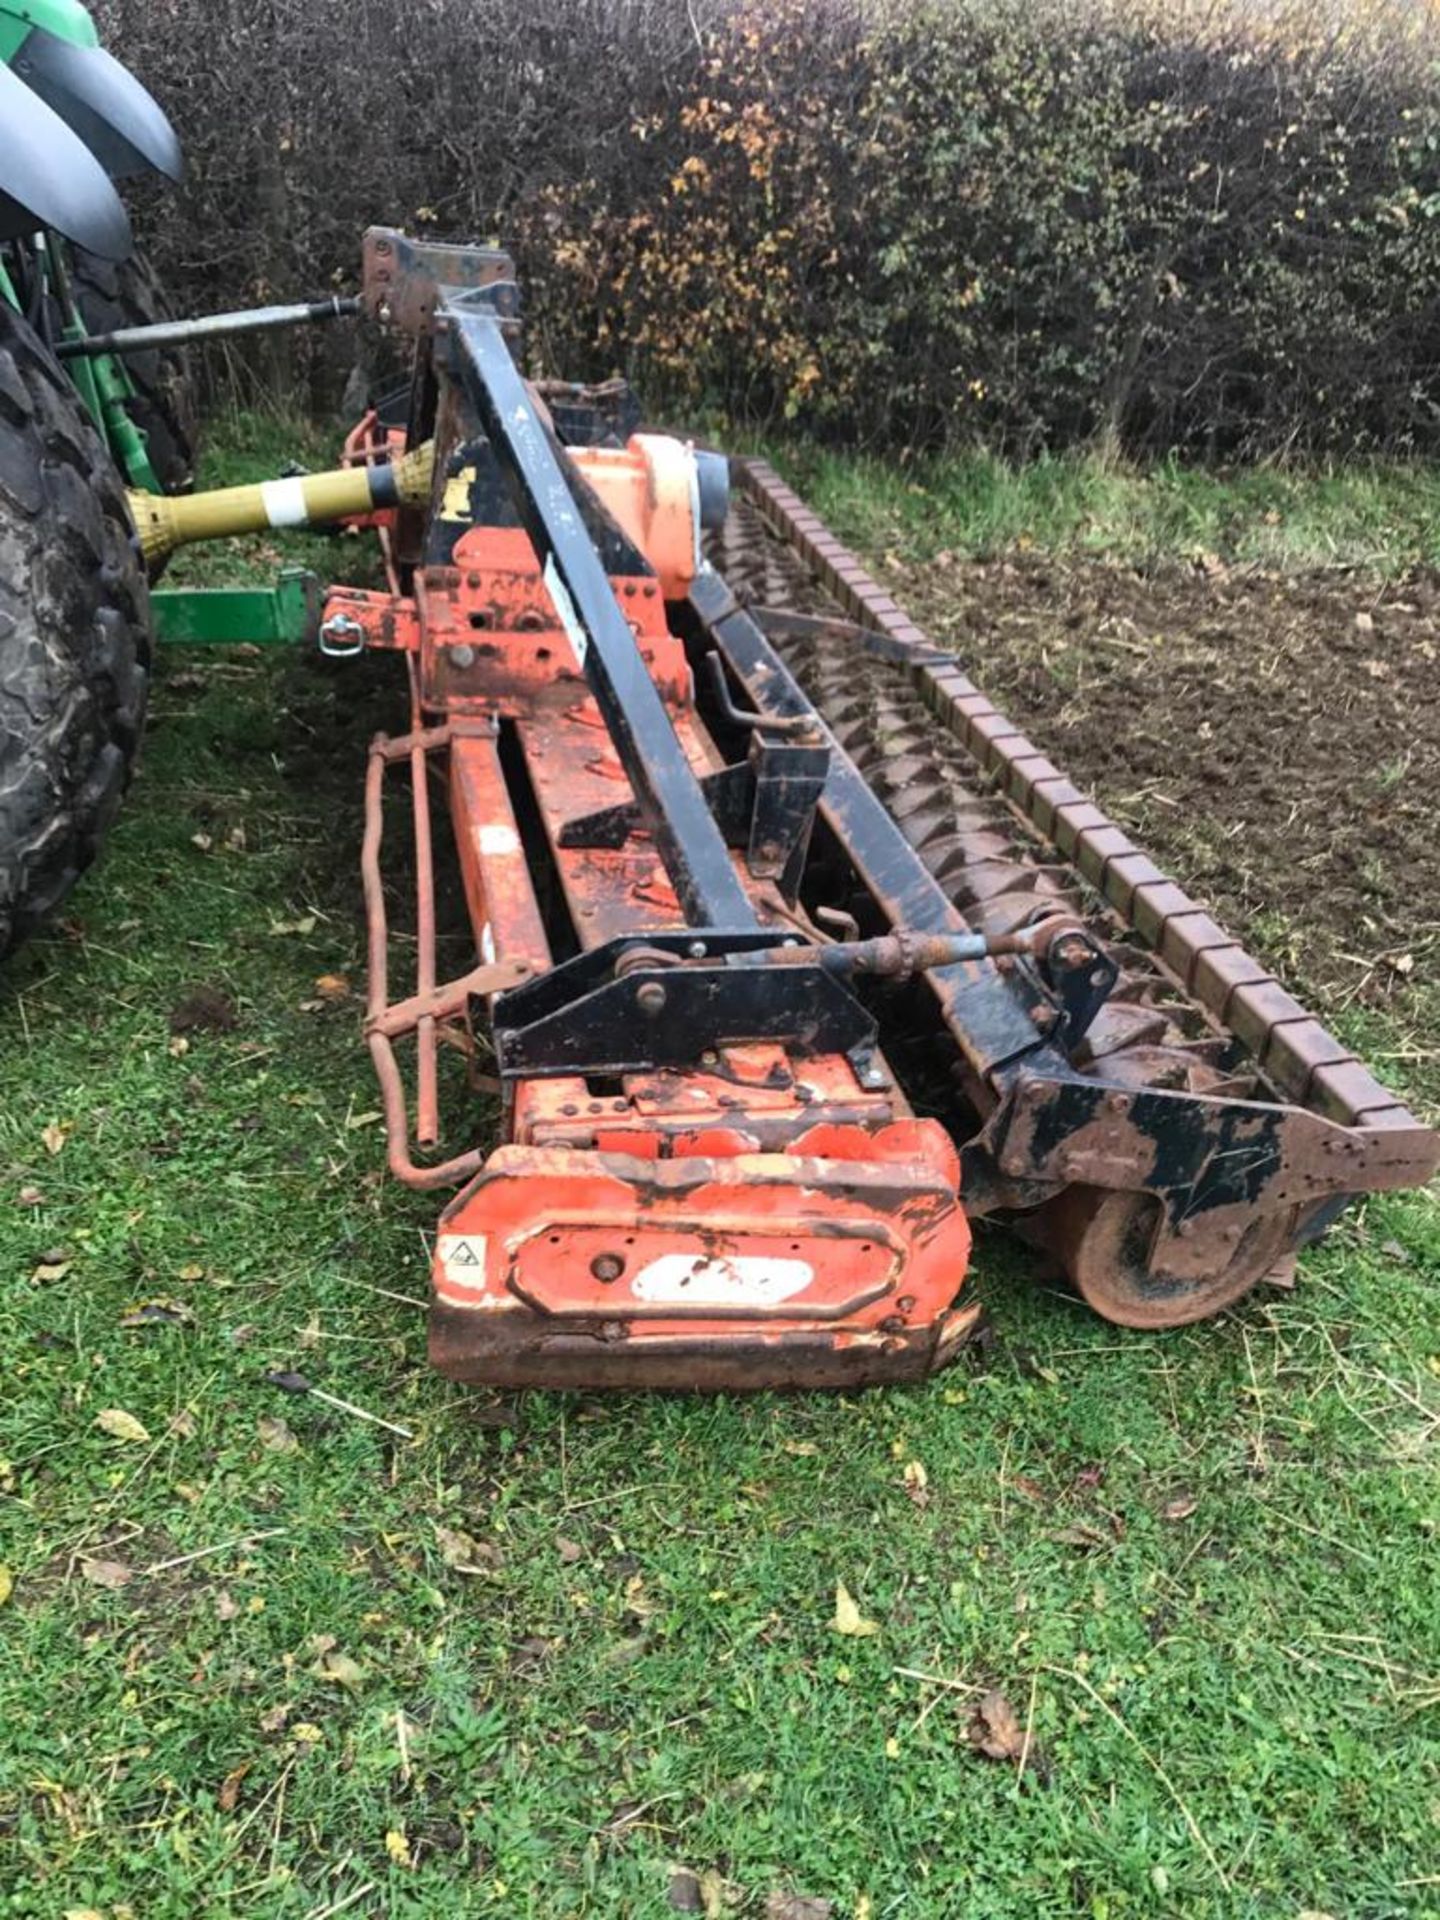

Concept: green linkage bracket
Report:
left=151, top=567, right=322, bottom=647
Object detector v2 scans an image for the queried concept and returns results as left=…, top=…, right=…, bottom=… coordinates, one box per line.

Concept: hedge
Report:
left=95, top=0, right=1440, bottom=458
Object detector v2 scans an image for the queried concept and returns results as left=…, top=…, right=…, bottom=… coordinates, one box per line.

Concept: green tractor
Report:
left=0, top=0, right=196, bottom=959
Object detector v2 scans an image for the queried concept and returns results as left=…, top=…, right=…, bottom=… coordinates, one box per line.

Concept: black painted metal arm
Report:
left=445, top=304, right=756, bottom=932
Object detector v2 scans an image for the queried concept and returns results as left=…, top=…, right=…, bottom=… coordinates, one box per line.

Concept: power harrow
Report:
left=6, top=192, right=1436, bottom=1386
left=114, top=230, right=1436, bottom=1388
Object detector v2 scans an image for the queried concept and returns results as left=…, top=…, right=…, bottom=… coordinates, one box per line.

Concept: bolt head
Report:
left=636, top=982, right=667, bottom=1015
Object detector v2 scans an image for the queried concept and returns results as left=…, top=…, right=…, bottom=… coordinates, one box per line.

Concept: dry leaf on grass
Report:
left=436, top=1524, right=503, bottom=1574
left=0, top=1566, right=12, bottom=1606
left=967, top=1687, right=1047, bottom=1777
left=831, top=1582, right=878, bottom=1637
left=81, top=1558, right=134, bottom=1590
left=314, top=973, right=351, bottom=1001
left=120, top=1299, right=193, bottom=1329
left=257, top=1415, right=299, bottom=1454
left=1162, top=1494, right=1198, bottom=1522
left=41, top=1123, right=70, bottom=1156
left=95, top=1408, right=150, bottom=1445
left=766, top=1896, right=834, bottom=1920
left=218, top=1762, right=251, bottom=1812
left=30, top=1256, right=71, bottom=1284
left=311, top=1648, right=365, bottom=1690
left=902, top=1459, right=929, bottom=1508
left=968, top=1688, right=1024, bottom=1760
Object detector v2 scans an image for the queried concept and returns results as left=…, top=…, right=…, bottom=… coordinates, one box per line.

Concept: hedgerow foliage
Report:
left=96, top=0, right=1440, bottom=457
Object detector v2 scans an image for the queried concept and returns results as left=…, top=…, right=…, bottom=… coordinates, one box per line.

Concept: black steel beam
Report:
left=445, top=305, right=756, bottom=931
left=692, top=571, right=1065, bottom=1082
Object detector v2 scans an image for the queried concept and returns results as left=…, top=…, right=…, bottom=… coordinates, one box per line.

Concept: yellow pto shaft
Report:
left=128, top=442, right=435, bottom=566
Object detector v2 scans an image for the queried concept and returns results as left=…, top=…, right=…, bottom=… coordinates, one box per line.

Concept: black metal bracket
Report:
left=488, top=932, right=880, bottom=1080
left=556, top=731, right=828, bottom=897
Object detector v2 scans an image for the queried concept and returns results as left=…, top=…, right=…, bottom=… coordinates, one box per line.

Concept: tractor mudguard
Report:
left=0, top=61, right=130, bottom=259
left=9, top=24, right=181, bottom=182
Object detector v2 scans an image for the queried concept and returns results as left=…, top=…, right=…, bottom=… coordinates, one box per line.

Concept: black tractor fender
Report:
left=0, top=61, right=131, bottom=259
left=11, top=25, right=181, bottom=183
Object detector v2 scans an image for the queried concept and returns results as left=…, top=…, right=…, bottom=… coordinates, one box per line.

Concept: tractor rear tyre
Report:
left=70, top=247, right=199, bottom=493
left=0, top=302, right=152, bottom=961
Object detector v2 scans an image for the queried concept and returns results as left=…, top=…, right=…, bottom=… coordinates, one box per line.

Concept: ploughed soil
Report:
left=897, top=552, right=1440, bottom=1013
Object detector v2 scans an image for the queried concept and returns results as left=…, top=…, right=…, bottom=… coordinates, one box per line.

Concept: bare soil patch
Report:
left=902, top=553, right=1440, bottom=1007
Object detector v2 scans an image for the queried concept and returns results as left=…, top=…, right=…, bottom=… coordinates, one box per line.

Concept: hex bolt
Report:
left=688, top=941, right=708, bottom=959
left=636, top=982, right=667, bottom=1016
left=590, top=1252, right=625, bottom=1283
left=451, top=643, right=476, bottom=668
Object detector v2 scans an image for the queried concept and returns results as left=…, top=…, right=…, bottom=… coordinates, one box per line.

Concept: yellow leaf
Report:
left=95, top=1408, right=150, bottom=1444
left=884, top=1735, right=900, bottom=1758
left=832, top=1582, right=878, bottom=1637
left=41, top=1122, right=70, bottom=1156
left=312, top=1649, right=365, bottom=1690
left=385, top=1827, right=413, bottom=1867
left=0, top=1565, right=12, bottom=1606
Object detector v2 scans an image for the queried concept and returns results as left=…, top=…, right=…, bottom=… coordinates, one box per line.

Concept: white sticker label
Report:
left=543, top=554, right=589, bottom=667
left=631, top=1252, right=814, bottom=1308
left=437, top=1233, right=488, bottom=1291
left=477, top=824, right=520, bottom=857
left=261, top=477, right=309, bottom=529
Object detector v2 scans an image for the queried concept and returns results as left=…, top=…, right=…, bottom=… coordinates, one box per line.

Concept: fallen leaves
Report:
left=314, top=973, right=351, bottom=1002
left=257, top=1414, right=300, bottom=1454
left=766, top=1896, right=833, bottom=1920
left=384, top=1827, right=413, bottom=1867
left=436, top=1525, right=504, bottom=1576
left=80, top=1558, right=134, bottom=1590
left=831, top=1582, right=878, bottom=1638
left=901, top=1458, right=929, bottom=1508
left=94, top=1408, right=150, bottom=1445
left=119, top=1299, right=194, bottom=1329
left=268, top=914, right=317, bottom=937
left=1162, top=1494, right=1198, bottom=1522
left=0, top=1565, right=12, bottom=1606
left=29, top=1253, right=72, bottom=1284
left=217, top=1762, right=251, bottom=1813
left=311, top=1645, right=365, bottom=1691
left=968, top=1687, right=1024, bottom=1760
left=41, top=1122, right=70, bottom=1157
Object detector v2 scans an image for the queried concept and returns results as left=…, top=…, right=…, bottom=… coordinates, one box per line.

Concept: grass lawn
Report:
left=1, top=415, right=1437, bottom=1919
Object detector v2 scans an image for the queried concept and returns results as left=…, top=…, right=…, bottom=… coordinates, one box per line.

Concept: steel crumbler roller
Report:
left=131, top=231, right=1440, bottom=1388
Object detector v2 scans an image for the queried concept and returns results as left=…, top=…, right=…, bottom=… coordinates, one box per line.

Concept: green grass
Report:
left=1, top=412, right=1438, bottom=1917
left=769, top=443, right=1440, bottom=574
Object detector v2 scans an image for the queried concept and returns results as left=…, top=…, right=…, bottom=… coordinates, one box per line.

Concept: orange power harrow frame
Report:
left=335, top=233, right=979, bottom=1389
left=329, top=229, right=1435, bottom=1388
